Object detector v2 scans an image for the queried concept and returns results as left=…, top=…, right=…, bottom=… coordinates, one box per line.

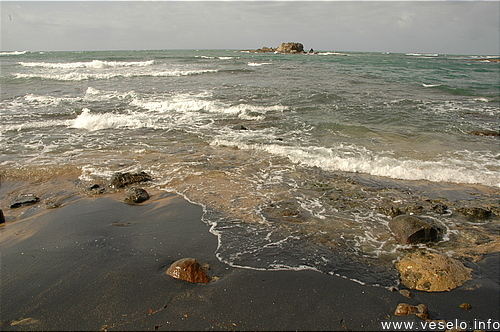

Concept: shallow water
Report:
left=1, top=50, right=499, bottom=286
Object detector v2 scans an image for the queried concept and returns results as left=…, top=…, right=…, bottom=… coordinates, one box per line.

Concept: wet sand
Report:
left=1, top=189, right=499, bottom=331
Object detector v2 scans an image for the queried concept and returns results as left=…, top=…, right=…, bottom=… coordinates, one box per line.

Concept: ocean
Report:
left=1, top=49, right=499, bottom=287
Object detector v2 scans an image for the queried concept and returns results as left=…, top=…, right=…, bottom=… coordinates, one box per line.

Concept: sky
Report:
left=1, top=1, right=499, bottom=55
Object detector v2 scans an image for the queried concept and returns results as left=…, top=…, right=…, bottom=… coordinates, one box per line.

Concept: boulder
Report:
left=10, top=194, right=40, bottom=209
left=110, top=171, right=152, bottom=188
left=276, top=42, right=305, bottom=54
left=123, top=187, right=150, bottom=204
left=166, top=258, right=211, bottom=283
left=388, top=215, right=440, bottom=244
left=396, top=251, right=472, bottom=292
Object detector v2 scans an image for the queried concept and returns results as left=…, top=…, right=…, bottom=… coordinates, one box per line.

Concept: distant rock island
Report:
left=242, top=42, right=316, bottom=54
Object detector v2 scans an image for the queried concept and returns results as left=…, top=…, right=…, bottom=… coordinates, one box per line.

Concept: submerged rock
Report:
left=166, top=258, right=211, bottom=283
left=469, top=130, right=499, bottom=137
left=431, top=203, right=448, bottom=214
left=378, top=201, right=403, bottom=218
left=396, top=251, right=472, bottom=292
left=457, top=207, right=492, bottom=220
left=10, top=194, right=40, bottom=209
left=123, top=187, right=150, bottom=204
left=388, top=215, right=440, bottom=244
left=110, top=171, right=152, bottom=188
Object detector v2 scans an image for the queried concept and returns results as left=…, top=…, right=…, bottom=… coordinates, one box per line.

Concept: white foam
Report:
left=71, top=108, right=151, bottom=131
left=13, top=69, right=218, bottom=81
left=318, top=52, right=348, bottom=56
left=422, top=83, right=440, bottom=88
left=131, top=93, right=286, bottom=123
left=24, top=94, right=80, bottom=105
left=211, top=140, right=500, bottom=188
left=18, top=60, right=155, bottom=69
left=0, top=116, right=73, bottom=133
left=471, top=97, right=490, bottom=102
left=0, top=51, right=27, bottom=56
left=247, top=62, right=272, bottom=66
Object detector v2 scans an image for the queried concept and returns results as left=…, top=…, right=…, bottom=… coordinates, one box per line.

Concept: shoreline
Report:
left=1, top=175, right=499, bottom=331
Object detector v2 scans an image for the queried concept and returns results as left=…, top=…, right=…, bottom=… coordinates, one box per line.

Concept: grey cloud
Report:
left=1, top=1, right=498, bottom=54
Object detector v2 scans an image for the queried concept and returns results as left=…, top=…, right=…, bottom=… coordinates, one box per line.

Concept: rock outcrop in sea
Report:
left=243, top=42, right=316, bottom=54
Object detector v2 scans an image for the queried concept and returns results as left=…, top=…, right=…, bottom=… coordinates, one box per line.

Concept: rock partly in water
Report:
left=276, top=42, right=305, bottom=54
left=431, top=203, right=448, bottom=214
left=378, top=201, right=403, bottom=218
left=10, top=194, right=40, bottom=209
left=457, top=207, right=492, bottom=220
left=394, top=303, right=430, bottom=320
left=110, top=171, right=152, bottom=188
left=166, top=258, right=211, bottom=284
left=469, top=130, right=499, bottom=136
left=388, top=215, right=440, bottom=244
left=123, top=187, right=150, bottom=204
left=0, top=209, right=5, bottom=224
left=233, top=124, right=248, bottom=130
left=243, top=42, right=316, bottom=54
left=396, top=251, right=472, bottom=292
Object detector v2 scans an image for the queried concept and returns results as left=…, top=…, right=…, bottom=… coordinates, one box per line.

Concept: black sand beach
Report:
left=1, top=178, right=499, bottom=331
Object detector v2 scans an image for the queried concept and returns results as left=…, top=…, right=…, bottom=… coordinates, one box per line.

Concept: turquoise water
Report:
left=1, top=50, right=499, bottom=286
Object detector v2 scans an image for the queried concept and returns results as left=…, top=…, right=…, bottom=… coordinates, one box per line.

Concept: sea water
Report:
left=1, top=50, right=499, bottom=286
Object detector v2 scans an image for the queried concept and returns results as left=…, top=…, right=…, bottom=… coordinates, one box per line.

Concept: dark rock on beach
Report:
left=388, top=215, right=440, bottom=244
left=460, top=302, right=472, bottom=310
left=110, top=171, right=152, bottom=188
left=123, top=187, right=150, bottom=204
left=394, top=303, right=430, bottom=320
left=166, top=258, right=211, bottom=284
left=10, top=194, right=40, bottom=209
left=398, top=289, right=412, bottom=298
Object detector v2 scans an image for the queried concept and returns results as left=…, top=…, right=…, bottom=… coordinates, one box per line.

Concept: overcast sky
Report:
left=1, top=1, right=499, bottom=55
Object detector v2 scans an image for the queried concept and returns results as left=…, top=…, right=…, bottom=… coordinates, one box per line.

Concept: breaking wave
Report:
left=18, top=60, right=155, bottom=69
